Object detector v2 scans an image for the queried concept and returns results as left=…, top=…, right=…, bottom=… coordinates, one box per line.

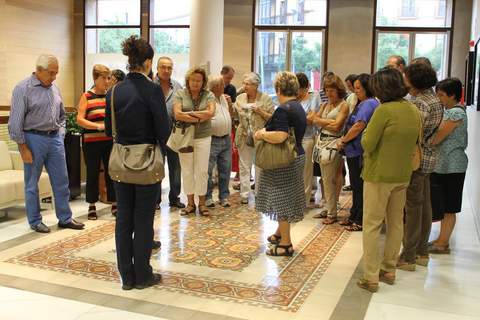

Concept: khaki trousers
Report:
left=302, top=138, right=315, bottom=206
left=320, top=153, right=342, bottom=218
left=178, top=137, right=211, bottom=196
left=362, top=181, right=408, bottom=282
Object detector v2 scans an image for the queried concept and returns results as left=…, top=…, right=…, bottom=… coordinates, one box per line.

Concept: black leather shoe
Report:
left=169, top=199, right=185, bottom=209
left=58, top=219, right=85, bottom=230
left=152, top=240, right=161, bottom=250
left=122, top=283, right=134, bottom=290
left=31, top=222, right=50, bottom=233
left=135, top=273, right=162, bottom=289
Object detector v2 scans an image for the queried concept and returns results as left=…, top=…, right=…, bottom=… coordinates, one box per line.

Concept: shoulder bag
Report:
left=254, top=103, right=297, bottom=170
left=166, top=91, right=200, bottom=153
left=412, top=111, right=423, bottom=171
left=108, top=85, right=165, bottom=185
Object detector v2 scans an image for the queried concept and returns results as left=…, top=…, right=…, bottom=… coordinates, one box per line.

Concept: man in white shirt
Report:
left=205, top=76, right=233, bottom=208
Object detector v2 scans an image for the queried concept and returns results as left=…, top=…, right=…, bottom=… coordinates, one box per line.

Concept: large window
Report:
left=374, top=0, right=453, bottom=78
left=84, top=0, right=141, bottom=89
left=84, top=0, right=190, bottom=89
left=254, top=0, right=327, bottom=96
left=149, top=0, right=190, bottom=84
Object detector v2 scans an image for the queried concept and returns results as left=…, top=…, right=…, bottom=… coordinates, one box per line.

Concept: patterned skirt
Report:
left=255, top=154, right=306, bottom=223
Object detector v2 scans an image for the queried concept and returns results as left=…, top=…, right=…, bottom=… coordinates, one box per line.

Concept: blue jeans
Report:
left=206, top=135, right=232, bottom=201
left=24, top=132, right=72, bottom=226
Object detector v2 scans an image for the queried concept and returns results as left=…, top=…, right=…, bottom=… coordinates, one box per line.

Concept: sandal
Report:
left=88, top=205, right=97, bottom=220
left=111, top=204, right=117, bottom=218
left=339, top=219, right=353, bottom=226
left=180, top=204, right=196, bottom=216
left=379, top=270, right=395, bottom=285
left=266, top=243, right=294, bottom=257
left=346, top=223, right=363, bottom=231
left=313, top=209, right=328, bottom=219
left=357, top=278, right=378, bottom=293
left=322, top=217, right=337, bottom=225
left=198, top=205, right=210, bottom=217
left=267, top=234, right=281, bottom=245
left=428, top=244, right=451, bottom=254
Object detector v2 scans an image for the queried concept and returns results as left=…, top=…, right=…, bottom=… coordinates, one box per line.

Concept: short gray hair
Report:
left=208, top=75, right=224, bottom=90
left=243, top=72, right=261, bottom=86
left=36, top=54, right=58, bottom=70
left=157, top=56, right=173, bottom=65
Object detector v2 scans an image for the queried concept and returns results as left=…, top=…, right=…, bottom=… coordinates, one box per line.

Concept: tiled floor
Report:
left=0, top=175, right=479, bottom=320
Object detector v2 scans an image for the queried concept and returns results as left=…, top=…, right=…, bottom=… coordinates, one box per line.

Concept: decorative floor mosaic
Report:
left=4, top=194, right=352, bottom=312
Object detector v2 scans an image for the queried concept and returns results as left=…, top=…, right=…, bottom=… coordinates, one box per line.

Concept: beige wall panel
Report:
left=451, top=0, right=472, bottom=81
left=223, top=0, right=254, bottom=88
left=0, top=0, right=74, bottom=108
left=327, top=0, right=374, bottom=80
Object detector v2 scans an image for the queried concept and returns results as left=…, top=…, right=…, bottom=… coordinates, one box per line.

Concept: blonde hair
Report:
left=185, top=67, right=208, bottom=92
left=274, top=71, right=299, bottom=97
left=92, top=64, right=111, bottom=81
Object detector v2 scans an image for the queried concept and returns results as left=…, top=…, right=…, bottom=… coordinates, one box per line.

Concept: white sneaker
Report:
left=220, top=199, right=231, bottom=207
left=205, top=199, right=215, bottom=208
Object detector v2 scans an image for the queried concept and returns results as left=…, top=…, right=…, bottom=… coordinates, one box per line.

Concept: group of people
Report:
left=8, top=33, right=468, bottom=292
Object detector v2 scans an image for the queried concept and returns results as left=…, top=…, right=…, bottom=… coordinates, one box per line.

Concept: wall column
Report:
left=189, top=0, right=224, bottom=74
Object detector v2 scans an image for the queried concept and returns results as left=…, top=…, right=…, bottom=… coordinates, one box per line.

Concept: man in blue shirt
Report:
left=8, top=54, right=85, bottom=233
left=154, top=56, right=185, bottom=209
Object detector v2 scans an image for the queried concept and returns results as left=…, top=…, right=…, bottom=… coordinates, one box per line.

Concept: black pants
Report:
left=83, top=140, right=116, bottom=203
left=115, top=182, right=160, bottom=285
left=156, top=146, right=182, bottom=204
left=346, top=156, right=363, bottom=225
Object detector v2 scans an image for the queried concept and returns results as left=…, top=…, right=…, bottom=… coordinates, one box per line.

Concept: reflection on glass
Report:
left=85, top=0, right=140, bottom=26
left=150, top=28, right=190, bottom=85
left=414, top=33, right=448, bottom=79
left=84, top=28, right=140, bottom=89
left=256, top=0, right=327, bottom=26
left=376, top=0, right=451, bottom=27
left=376, top=33, right=410, bottom=70
left=256, top=31, right=288, bottom=96
left=291, top=32, right=323, bottom=91
left=150, top=0, right=190, bottom=25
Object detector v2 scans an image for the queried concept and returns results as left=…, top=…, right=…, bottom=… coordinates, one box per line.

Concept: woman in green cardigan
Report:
left=357, top=67, right=421, bottom=293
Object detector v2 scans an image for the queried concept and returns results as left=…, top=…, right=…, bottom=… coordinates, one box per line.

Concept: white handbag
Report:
left=313, top=135, right=339, bottom=165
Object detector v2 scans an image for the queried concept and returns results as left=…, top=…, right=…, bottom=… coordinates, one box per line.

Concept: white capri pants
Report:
left=178, top=137, right=212, bottom=196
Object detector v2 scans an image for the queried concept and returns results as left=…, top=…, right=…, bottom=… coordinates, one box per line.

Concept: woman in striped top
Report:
left=77, top=64, right=117, bottom=219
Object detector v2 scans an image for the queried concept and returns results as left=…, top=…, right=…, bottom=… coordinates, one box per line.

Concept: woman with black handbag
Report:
left=105, top=35, right=170, bottom=290
left=255, top=71, right=306, bottom=257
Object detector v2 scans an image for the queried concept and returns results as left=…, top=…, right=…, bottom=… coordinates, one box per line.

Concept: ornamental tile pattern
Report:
left=5, top=193, right=352, bottom=312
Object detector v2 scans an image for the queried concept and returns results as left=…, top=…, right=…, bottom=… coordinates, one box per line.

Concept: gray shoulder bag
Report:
left=108, top=85, right=165, bottom=185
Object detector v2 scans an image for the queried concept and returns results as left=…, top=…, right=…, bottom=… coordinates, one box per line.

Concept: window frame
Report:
left=371, top=0, right=455, bottom=76
left=251, top=0, right=329, bottom=79
left=83, top=0, right=142, bottom=91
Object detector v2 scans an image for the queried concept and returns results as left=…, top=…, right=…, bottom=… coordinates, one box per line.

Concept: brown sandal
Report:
left=357, top=278, right=378, bottom=292
left=322, top=217, right=337, bottom=225
left=198, top=205, right=210, bottom=217
left=267, top=234, right=281, bottom=245
left=181, top=204, right=196, bottom=216
left=266, top=243, right=294, bottom=257
left=88, top=205, right=97, bottom=220
left=339, top=219, right=353, bottom=226
left=346, top=223, right=363, bottom=231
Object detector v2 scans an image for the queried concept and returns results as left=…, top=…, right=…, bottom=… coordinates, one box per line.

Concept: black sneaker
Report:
left=135, top=273, right=162, bottom=289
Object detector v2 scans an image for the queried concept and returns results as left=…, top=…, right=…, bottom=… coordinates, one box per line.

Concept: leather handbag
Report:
left=108, top=85, right=165, bottom=185
left=313, top=133, right=339, bottom=165
left=255, top=127, right=297, bottom=170
left=167, top=121, right=194, bottom=153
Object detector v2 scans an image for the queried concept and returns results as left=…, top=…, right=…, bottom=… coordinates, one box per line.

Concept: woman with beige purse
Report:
left=105, top=36, right=170, bottom=290
left=172, top=67, right=216, bottom=217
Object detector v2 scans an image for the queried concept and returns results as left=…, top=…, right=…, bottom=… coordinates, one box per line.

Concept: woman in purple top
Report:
left=337, top=74, right=379, bottom=231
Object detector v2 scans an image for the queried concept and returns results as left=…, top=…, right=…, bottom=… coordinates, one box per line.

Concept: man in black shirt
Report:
left=221, top=65, right=237, bottom=103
